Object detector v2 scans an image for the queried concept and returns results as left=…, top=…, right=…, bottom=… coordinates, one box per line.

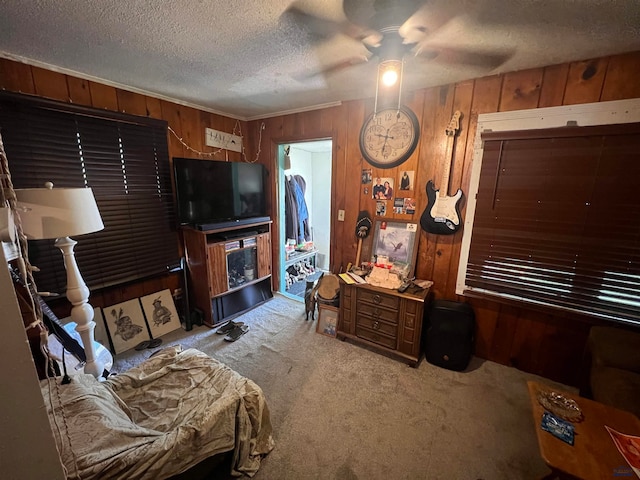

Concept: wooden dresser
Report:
left=337, top=282, right=431, bottom=367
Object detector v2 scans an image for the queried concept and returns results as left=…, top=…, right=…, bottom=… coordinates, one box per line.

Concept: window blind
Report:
left=465, top=122, right=640, bottom=326
left=0, top=92, right=179, bottom=294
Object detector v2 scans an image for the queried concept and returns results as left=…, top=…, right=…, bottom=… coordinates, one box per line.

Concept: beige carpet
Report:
left=114, top=294, right=568, bottom=479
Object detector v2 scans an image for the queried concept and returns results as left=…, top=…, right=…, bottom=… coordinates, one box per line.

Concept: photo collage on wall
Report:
left=362, top=169, right=415, bottom=216
left=91, top=289, right=182, bottom=355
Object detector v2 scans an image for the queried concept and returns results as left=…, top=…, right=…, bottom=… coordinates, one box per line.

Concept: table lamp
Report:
left=16, top=182, right=105, bottom=378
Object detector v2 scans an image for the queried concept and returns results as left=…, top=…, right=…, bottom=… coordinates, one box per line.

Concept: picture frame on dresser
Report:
left=371, top=219, right=419, bottom=277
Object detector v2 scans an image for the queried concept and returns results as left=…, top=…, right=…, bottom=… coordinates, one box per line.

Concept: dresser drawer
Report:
left=356, top=315, right=397, bottom=338
left=357, top=289, right=399, bottom=310
left=356, top=326, right=397, bottom=350
left=357, top=302, right=398, bottom=324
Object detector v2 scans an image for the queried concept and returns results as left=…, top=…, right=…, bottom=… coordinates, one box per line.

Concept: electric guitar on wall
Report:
left=420, top=111, right=464, bottom=235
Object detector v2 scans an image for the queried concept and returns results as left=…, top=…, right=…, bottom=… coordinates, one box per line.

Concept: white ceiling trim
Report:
left=246, top=101, right=343, bottom=122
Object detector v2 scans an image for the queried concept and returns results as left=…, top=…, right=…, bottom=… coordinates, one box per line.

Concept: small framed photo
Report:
left=403, top=198, right=416, bottom=214
left=361, top=168, right=372, bottom=184
left=140, top=289, right=181, bottom=339
left=372, top=177, right=394, bottom=200
left=104, top=299, right=150, bottom=354
left=316, top=305, right=338, bottom=338
left=398, top=170, right=415, bottom=192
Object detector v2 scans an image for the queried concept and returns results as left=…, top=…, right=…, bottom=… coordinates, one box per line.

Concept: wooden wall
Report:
left=248, top=50, right=640, bottom=386
left=2, top=51, right=640, bottom=386
left=0, top=58, right=255, bottom=315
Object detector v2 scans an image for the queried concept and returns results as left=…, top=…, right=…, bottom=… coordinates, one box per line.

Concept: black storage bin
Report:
left=424, top=300, right=475, bottom=371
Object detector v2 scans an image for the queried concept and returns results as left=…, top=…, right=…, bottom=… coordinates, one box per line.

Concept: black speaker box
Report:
left=425, top=300, right=475, bottom=371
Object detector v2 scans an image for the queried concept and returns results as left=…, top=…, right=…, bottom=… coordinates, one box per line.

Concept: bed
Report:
left=40, top=346, right=274, bottom=479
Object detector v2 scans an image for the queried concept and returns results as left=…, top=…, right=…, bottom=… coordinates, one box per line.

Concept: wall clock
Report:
left=359, top=105, right=420, bottom=169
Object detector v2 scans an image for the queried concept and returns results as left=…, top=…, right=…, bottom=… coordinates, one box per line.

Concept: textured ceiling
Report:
left=0, top=0, right=639, bottom=120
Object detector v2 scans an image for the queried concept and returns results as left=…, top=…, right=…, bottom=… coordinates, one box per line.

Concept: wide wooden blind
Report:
left=0, top=92, right=179, bottom=294
left=466, top=122, right=640, bottom=326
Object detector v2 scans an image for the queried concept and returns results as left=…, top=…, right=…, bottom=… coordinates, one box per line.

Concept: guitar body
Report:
left=420, top=180, right=463, bottom=235
left=47, top=323, right=113, bottom=376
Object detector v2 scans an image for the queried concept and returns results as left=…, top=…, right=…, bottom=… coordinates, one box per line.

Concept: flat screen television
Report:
left=173, top=157, right=268, bottom=230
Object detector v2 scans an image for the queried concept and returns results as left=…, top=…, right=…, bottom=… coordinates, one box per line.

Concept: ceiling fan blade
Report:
left=414, top=45, right=514, bottom=69
left=398, top=1, right=459, bottom=45
left=295, top=55, right=370, bottom=81
left=283, top=5, right=346, bottom=41
left=344, top=0, right=425, bottom=30
left=284, top=2, right=380, bottom=44
left=342, top=0, right=376, bottom=27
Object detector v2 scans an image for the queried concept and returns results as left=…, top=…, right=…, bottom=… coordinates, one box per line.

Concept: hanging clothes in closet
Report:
left=285, top=174, right=311, bottom=244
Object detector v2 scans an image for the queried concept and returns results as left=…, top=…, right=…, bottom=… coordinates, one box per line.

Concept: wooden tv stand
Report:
left=182, top=220, right=273, bottom=327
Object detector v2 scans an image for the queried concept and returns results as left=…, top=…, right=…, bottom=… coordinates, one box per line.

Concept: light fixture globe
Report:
left=371, top=28, right=406, bottom=114
left=381, top=63, right=400, bottom=86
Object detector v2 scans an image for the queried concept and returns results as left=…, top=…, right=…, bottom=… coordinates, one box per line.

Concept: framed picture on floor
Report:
left=316, top=305, right=338, bottom=338
left=104, top=299, right=150, bottom=354
left=140, top=289, right=181, bottom=339
left=92, top=307, right=112, bottom=353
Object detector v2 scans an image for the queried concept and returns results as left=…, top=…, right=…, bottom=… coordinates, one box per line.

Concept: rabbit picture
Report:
left=112, top=307, right=143, bottom=341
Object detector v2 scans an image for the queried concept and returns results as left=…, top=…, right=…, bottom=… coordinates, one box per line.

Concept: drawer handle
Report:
left=373, top=294, right=382, bottom=304
left=373, top=308, right=380, bottom=317
left=373, top=321, right=380, bottom=330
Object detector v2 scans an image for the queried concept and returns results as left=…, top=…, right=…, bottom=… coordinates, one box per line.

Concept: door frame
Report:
left=271, top=134, right=336, bottom=296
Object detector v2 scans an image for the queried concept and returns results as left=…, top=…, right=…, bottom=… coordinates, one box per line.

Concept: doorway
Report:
left=278, top=140, right=332, bottom=300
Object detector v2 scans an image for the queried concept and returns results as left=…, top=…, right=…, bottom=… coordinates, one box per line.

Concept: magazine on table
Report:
left=606, top=426, right=640, bottom=478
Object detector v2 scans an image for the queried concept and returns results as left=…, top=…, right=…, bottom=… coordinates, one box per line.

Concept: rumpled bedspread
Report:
left=41, top=347, right=274, bottom=479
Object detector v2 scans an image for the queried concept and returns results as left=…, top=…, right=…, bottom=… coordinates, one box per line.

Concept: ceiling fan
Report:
left=287, top=0, right=513, bottom=80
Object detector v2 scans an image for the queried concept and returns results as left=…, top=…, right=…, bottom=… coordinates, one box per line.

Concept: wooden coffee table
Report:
left=527, top=381, right=640, bottom=479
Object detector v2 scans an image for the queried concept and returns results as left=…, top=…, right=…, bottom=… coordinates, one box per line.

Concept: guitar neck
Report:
left=40, top=300, right=88, bottom=364
left=439, top=135, right=456, bottom=198
left=10, top=267, right=86, bottom=363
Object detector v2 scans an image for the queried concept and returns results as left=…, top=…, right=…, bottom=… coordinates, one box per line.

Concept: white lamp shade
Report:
left=16, top=186, right=104, bottom=240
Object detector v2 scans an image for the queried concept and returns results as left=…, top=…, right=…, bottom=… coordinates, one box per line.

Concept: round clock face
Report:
left=359, top=106, right=420, bottom=169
